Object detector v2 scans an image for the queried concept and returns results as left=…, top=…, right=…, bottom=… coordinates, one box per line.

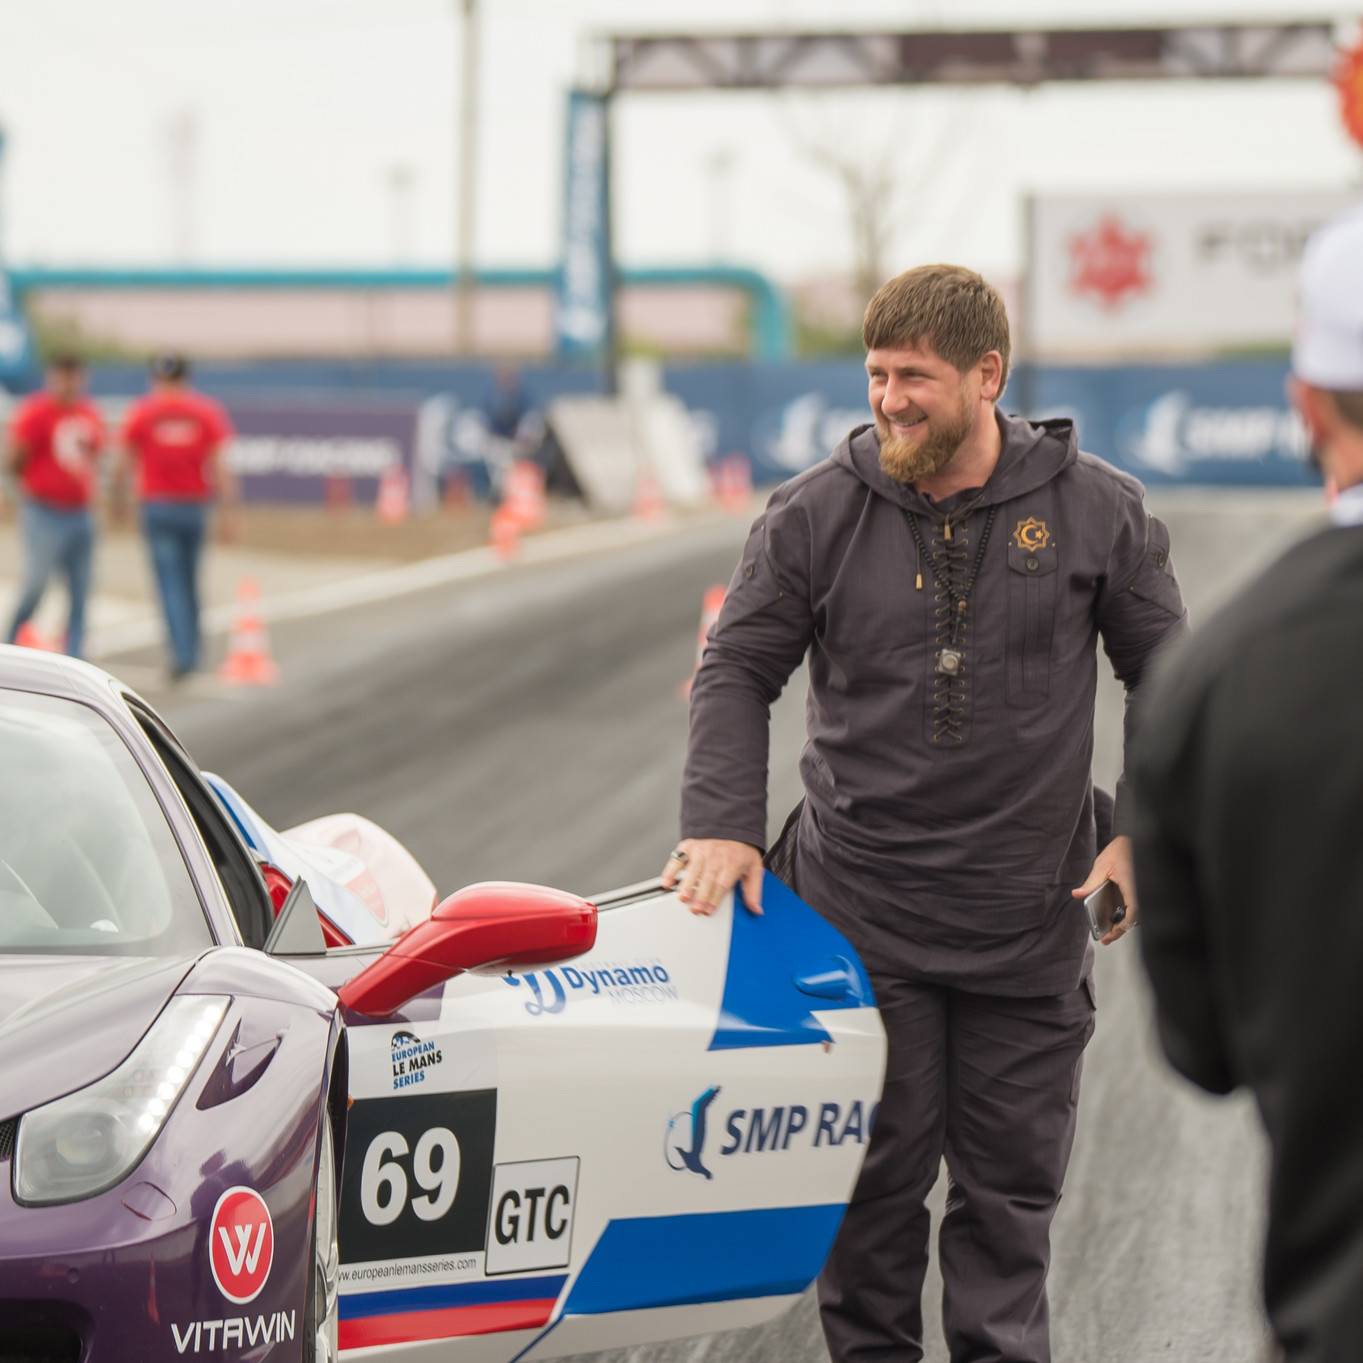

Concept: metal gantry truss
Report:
left=608, top=22, right=1344, bottom=92
left=588, top=18, right=1350, bottom=381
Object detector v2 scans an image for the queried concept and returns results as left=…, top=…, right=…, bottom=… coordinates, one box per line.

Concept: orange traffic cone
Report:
left=376, top=465, right=410, bottom=526
left=442, top=468, right=471, bottom=512
left=502, top=461, right=546, bottom=531
left=218, top=578, right=280, bottom=685
left=681, top=584, right=727, bottom=698
left=713, top=453, right=753, bottom=513
left=325, top=475, right=353, bottom=513
left=14, top=621, right=58, bottom=651
left=490, top=506, right=521, bottom=561
left=633, top=469, right=667, bottom=523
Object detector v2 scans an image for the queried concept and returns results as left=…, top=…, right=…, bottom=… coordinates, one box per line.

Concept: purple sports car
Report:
left=0, top=648, right=600, bottom=1363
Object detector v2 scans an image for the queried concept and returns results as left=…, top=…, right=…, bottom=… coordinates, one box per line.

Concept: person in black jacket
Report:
left=663, top=264, right=1188, bottom=1363
left=1130, top=204, right=1363, bottom=1363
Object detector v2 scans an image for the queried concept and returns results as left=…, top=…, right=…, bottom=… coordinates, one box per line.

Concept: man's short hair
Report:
left=47, top=352, right=84, bottom=373
left=862, top=264, right=1011, bottom=391
left=150, top=353, right=190, bottom=382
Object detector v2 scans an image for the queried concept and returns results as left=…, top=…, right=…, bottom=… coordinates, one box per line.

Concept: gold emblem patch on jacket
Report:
left=1012, top=517, right=1051, bottom=552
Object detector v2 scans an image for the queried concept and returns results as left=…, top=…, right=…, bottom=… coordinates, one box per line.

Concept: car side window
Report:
left=129, top=706, right=275, bottom=950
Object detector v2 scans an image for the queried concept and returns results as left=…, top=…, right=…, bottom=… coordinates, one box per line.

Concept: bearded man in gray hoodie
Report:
left=662, top=264, right=1187, bottom=1363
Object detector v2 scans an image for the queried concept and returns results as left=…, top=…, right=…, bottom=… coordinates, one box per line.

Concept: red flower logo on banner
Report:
left=1067, top=216, right=1153, bottom=310
left=1336, top=37, right=1363, bottom=151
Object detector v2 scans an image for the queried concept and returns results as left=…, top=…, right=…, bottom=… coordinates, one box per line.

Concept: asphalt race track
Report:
left=141, top=489, right=1322, bottom=1363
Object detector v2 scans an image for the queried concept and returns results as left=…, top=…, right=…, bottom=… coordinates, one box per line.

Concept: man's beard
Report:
left=877, top=399, right=974, bottom=485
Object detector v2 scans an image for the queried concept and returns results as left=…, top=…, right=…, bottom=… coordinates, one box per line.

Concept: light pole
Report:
left=386, top=163, right=416, bottom=266
left=0, top=122, right=8, bottom=267
left=455, top=0, right=480, bottom=355
left=165, top=108, right=199, bottom=264
left=706, top=146, right=736, bottom=264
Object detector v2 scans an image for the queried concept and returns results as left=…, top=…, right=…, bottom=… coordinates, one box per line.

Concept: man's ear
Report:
left=1289, top=375, right=1334, bottom=446
left=978, top=351, right=1004, bottom=403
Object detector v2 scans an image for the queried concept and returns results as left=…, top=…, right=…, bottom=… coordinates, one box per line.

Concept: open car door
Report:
left=330, top=871, right=886, bottom=1361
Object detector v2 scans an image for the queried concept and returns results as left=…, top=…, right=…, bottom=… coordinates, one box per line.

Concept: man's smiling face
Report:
left=866, top=343, right=978, bottom=486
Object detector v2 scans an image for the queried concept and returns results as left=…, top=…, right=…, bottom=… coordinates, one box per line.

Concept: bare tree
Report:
left=781, top=91, right=989, bottom=303
left=798, top=136, right=897, bottom=304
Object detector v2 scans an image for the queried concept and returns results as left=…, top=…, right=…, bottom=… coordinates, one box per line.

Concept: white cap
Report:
left=1293, top=204, right=1363, bottom=389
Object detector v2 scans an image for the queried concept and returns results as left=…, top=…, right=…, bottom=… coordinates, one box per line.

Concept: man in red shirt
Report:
left=119, top=354, right=237, bottom=678
left=4, top=354, right=105, bottom=658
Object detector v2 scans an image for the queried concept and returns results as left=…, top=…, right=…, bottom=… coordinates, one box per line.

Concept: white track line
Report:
left=85, top=488, right=1317, bottom=662
left=89, top=513, right=708, bottom=661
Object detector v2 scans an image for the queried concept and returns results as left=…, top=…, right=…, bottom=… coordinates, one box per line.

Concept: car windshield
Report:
left=0, top=689, right=211, bottom=955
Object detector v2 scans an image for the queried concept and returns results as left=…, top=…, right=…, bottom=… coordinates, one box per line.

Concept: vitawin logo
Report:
left=1011, top=517, right=1052, bottom=552
left=208, top=1186, right=274, bottom=1305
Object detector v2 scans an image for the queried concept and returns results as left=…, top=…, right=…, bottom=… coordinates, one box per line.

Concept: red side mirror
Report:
left=337, top=882, right=597, bottom=1019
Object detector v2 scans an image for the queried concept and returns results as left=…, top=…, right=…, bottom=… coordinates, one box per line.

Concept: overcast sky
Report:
left=0, top=0, right=1359, bottom=282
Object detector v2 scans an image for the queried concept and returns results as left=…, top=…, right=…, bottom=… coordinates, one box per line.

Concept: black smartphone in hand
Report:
left=1082, top=879, right=1127, bottom=941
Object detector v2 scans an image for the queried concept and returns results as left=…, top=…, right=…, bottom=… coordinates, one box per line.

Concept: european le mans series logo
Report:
left=391, top=1030, right=443, bottom=1090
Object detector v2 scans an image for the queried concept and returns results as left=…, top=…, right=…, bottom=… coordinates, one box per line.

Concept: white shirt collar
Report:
left=1330, top=482, right=1363, bottom=528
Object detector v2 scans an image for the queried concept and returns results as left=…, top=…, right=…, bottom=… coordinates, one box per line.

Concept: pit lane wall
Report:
left=666, top=356, right=1312, bottom=490
left=1, top=356, right=1311, bottom=502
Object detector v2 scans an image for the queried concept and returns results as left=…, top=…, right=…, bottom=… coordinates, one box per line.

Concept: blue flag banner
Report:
left=554, top=89, right=611, bottom=362
left=0, top=266, right=35, bottom=389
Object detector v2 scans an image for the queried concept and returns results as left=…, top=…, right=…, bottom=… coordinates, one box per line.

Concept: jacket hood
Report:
left=0, top=952, right=200, bottom=1118
left=831, top=410, right=1079, bottom=514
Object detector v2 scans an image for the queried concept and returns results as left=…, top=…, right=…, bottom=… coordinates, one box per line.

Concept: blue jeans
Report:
left=141, top=499, right=209, bottom=674
left=6, top=499, right=95, bottom=659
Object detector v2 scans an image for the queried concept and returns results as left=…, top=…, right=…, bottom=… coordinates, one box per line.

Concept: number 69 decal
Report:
left=339, top=1090, right=496, bottom=1263
left=360, top=1128, right=461, bottom=1226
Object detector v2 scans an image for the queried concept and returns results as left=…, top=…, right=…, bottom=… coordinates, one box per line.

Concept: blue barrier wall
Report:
left=72, top=355, right=1310, bottom=492
left=666, top=357, right=1310, bottom=488
left=1029, top=359, right=1310, bottom=488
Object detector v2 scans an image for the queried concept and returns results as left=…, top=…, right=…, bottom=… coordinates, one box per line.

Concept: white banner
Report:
left=1027, top=190, right=1359, bottom=358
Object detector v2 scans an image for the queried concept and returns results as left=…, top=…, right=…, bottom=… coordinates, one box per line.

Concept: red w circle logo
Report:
left=209, top=1186, right=275, bottom=1305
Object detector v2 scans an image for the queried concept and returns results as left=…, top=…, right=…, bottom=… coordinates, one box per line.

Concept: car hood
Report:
left=0, top=952, right=201, bottom=1118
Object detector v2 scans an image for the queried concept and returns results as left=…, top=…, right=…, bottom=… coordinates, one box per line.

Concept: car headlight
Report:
left=13, top=995, right=229, bottom=1205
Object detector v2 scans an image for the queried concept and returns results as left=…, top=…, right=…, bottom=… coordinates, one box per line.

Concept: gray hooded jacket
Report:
left=681, top=412, right=1188, bottom=994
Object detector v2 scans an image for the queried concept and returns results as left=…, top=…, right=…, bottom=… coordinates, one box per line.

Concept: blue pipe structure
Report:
left=6, top=264, right=794, bottom=361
